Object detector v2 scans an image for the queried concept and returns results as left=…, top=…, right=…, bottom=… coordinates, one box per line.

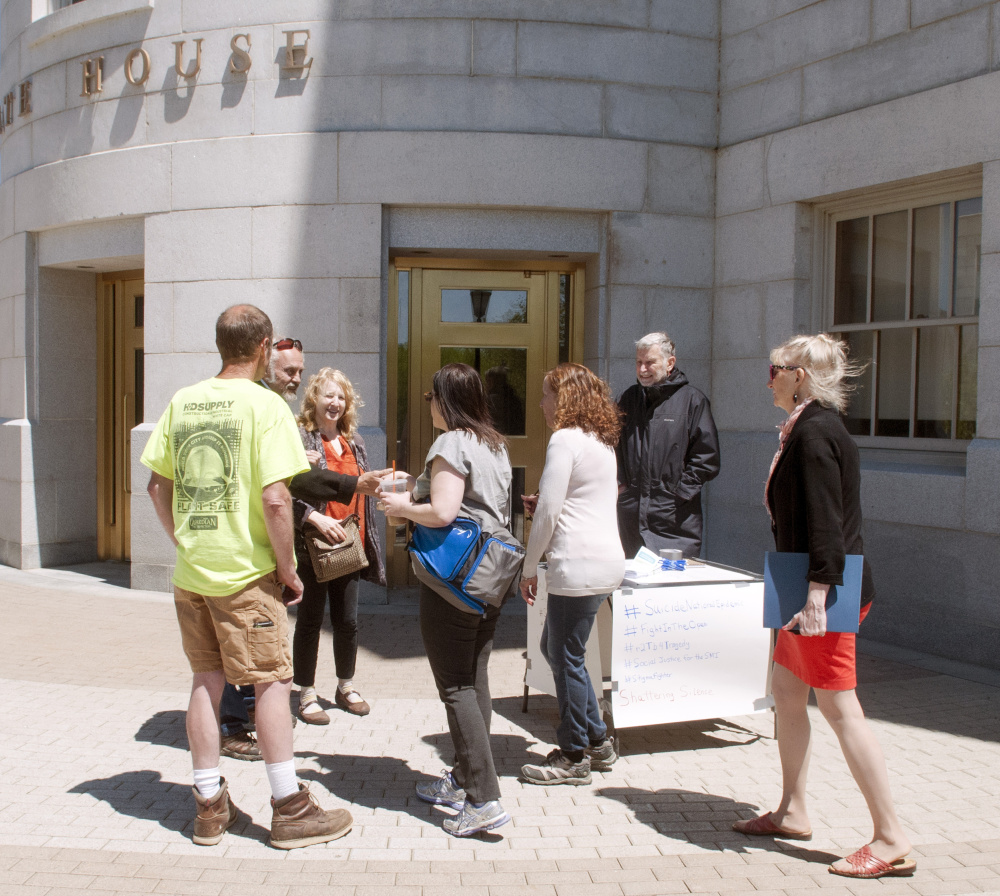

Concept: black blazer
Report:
left=766, top=402, right=874, bottom=606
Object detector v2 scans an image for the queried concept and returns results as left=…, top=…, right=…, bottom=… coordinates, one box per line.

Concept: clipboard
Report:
left=762, top=552, right=863, bottom=633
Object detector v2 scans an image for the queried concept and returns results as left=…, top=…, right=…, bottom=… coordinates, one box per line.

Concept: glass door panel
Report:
left=419, top=270, right=551, bottom=545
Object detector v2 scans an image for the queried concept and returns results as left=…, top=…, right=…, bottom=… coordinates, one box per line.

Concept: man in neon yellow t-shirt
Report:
left=142, top=304, right=353, bottom=850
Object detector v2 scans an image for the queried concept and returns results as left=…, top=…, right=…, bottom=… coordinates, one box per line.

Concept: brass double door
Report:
left=97, top=272, right=144, bottom=560
left=390, top=263, right=581, bottom=583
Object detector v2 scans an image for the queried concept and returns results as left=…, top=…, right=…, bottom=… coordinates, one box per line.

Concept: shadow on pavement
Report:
left=135, top=710, right=189, bottom=750
left=595, top=785, right=842, bottom=865
left=492, top=693, right=561, bottom=743
left=69, top=770, right=269, bottom=844
left=347, top=608, right=528, bottom=662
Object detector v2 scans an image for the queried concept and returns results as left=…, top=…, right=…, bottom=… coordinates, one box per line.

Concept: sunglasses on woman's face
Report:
left=273, top=338, right=303, bottom=351
left=423, top=391, right=436, bottom=403
left=769, top=364, right=800, bottom=382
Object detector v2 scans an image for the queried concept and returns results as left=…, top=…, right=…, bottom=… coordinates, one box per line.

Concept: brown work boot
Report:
left=192, top=777, right=239, bottom=846
left=269, top=784, right=353, bottom=849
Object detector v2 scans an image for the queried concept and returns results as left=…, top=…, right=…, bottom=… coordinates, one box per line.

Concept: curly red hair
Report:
left=545, top=363, right=622, bottom=448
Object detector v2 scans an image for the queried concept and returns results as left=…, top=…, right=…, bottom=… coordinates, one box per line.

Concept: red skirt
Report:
left=772, top=603, right=871, bottom=691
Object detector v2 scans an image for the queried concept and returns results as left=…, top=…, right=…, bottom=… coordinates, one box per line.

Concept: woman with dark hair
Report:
left=292, top=368, right=385, bottom=725
left=519, top=363, right=624, bottom=785
left=378, top=362, right=513, bottom=837
left=732, top=334, right=914, bottom=880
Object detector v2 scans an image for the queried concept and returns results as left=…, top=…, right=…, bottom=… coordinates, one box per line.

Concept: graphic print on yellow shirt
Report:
left=141, top=378, right=309, bottom=597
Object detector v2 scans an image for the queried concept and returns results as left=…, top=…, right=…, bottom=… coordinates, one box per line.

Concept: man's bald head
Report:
left=216, top=305, right=273, bottom=363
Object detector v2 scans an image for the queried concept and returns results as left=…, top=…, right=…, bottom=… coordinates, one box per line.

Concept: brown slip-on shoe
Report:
left=335, top=687, right=370, bottom=716
left=192, top=778, right=239, bottom=846
left=270, top=784, right=353, bottom=849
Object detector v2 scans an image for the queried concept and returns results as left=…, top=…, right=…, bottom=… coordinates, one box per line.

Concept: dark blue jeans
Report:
left=219, top=683, right=254, bottom=736
left=541, top=593, right=609, bottom=754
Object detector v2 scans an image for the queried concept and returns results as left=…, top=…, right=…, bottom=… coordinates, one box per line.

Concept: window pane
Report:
left=911, top=204, right=951, bottom=320
left=834, top=217, right=869, bottom=324
left=958, top=324, right=978, bottom=440
left=875, top=328, right=912, bottom=436
left=441, top=289, right=528, bottom=323
left=915, top=327, right=956, bottom=438
left=439, top=346, right=527, bottom=436
left=872, top=210, right=908, bottom=322
left=954, top=198, right=982, bottom=317
left=843, top=331, right=873, bottom=436
left=134, top=349, right=144, bottom=424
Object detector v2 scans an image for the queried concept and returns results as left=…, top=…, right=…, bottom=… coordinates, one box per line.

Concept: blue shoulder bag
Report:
left=409, top=512, right=525, bottom=615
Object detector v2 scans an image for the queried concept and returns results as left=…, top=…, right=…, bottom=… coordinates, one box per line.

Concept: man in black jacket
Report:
left=616, top=332, right=720, bottom=558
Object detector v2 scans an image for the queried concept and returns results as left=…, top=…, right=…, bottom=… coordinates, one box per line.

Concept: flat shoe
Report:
left=732, top=811, right=812, bottom=841
left=335, top=687, right=370, bottom=716
left=298, top=701, right=330, bottom=725
left=829, top=845, right=917, bottom=879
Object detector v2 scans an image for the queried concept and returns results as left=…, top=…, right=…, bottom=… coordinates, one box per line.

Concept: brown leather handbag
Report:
left=304, top=514, right=369, bottom=582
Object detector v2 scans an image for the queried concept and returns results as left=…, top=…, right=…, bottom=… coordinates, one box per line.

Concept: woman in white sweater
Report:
left=519, top=363, right=625, bottom=785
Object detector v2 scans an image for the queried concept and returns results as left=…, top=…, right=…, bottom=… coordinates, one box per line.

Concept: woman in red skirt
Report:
left=733, top=334, right=914, bottom=880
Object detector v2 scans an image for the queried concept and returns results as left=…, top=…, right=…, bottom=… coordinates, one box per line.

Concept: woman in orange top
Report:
left=293, top=368, right=385, bottom=724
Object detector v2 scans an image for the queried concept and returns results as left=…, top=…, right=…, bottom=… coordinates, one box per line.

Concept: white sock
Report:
left=193, top=767, right=221, bottom=799
left=338, top=679, right=362, bottom=703
left=299, top=686, right=319, bottom=709
left=265, top=759, right=299, bottom=801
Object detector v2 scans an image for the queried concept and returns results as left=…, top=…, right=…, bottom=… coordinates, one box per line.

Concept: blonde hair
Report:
left=770, top=333, right=865, bottom=414
left=298, top=368, right=363, bottom=440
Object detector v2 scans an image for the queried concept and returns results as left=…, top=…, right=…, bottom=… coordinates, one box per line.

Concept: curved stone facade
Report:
left=2, top=0, right=999, bottom=668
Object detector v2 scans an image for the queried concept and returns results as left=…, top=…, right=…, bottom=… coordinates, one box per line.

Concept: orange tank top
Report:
left=322, top=436, right=365, bottom=541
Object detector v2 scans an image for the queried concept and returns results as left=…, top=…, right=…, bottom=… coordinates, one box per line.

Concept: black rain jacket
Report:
left=616, top=369, right=721, bottom=558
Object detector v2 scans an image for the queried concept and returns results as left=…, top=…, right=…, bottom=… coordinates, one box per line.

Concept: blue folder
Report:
left=763, top=552, right=863, bottom=633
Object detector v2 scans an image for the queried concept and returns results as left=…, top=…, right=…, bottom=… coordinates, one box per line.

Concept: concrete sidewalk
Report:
left=3, top=563, right=1000, bottom=895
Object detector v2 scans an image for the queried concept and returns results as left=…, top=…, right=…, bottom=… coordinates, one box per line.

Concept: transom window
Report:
left=829, top=193, right=980, bottom=444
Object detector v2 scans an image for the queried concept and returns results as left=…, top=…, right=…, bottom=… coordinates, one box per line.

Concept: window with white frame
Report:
left=828, top=190, right=980, bottom=445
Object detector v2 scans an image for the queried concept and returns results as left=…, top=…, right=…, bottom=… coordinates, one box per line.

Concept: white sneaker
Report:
left=442, top=799, right=510, bottom=837
left=415, top=770, right=466, bottom=810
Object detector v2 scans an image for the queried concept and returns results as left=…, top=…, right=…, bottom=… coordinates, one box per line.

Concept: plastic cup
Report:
left=380, top=476, right=408, bottom=493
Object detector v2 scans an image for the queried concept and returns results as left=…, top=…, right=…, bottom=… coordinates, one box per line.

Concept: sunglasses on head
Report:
left=769, top=364, right=800, bottom=382
left=273, top=338, right=303, bottom=351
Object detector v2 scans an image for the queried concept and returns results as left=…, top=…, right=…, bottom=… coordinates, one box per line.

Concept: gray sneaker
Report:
left=415, top=770, right=466, bottom=810
left=521, top=749, right=592, bottom=786
left=442, top=799, right=510, bottom=837
left=586, top=736, right=617, bottom=772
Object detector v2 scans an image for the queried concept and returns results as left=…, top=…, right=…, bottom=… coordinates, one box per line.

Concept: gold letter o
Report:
left=125, top=48, right=151, bottom=86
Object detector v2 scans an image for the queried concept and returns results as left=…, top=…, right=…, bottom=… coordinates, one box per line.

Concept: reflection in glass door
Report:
left=387, top=262, right=583, bottom=587
left=97, top=273, right=144, bottom=560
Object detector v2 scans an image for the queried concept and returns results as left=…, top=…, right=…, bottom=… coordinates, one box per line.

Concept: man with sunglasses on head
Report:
left=616, top=331, right=720, bottom=559
left=263, top=337, right=306, bottom=400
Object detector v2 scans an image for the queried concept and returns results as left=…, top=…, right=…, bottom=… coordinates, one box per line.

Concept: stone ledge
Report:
left=27, top=0, right=154, bottom=48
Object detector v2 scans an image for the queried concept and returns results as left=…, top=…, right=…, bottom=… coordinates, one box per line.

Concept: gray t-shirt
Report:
left=413, top=430, right=512, bottom=526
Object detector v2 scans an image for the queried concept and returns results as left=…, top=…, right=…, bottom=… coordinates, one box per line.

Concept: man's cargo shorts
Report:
left=174, top=572, right=293, bottom=685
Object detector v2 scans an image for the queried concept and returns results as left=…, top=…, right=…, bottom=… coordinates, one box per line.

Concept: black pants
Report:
left=292, top=564, right=361, bottom=687
left=419, top=586, right=502, bottom=804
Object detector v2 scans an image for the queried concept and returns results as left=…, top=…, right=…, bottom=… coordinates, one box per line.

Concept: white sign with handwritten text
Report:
left=611, top=580, right=770, bottom=728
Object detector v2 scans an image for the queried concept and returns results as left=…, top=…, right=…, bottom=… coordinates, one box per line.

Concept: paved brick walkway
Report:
left=3, top=563, right=1000, bottom=895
